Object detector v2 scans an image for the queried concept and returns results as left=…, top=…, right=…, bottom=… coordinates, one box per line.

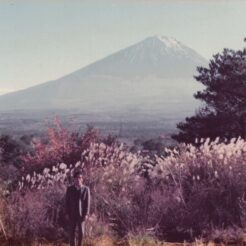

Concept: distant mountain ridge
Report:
left=0, top=36, right=207, bottom=115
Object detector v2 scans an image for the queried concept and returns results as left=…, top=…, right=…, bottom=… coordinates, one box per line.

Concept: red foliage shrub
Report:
left=21, top=118, right=99, bottom=173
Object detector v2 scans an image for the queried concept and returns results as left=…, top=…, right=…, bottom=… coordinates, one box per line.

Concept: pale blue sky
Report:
left=1, top=0, right=246, bottom=94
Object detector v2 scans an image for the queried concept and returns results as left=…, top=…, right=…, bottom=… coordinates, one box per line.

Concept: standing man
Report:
left=65, top=170, right=90, bottom=246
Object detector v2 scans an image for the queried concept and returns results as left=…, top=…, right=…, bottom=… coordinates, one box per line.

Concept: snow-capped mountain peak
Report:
left=78, top=35, right=207, bottom=79
left=155, top=35, right=182, bottom=49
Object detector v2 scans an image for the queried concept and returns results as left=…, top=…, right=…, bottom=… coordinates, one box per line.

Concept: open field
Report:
left=0, top=109, right=180, bottom=138
left=0, top=110, right=178, bottom=153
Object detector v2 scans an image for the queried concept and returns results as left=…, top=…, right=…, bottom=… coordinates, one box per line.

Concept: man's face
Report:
left=74, top=174, right=83, bottom=187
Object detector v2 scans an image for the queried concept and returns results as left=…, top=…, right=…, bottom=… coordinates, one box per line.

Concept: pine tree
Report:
left=173, top=40, right=246, bottom=143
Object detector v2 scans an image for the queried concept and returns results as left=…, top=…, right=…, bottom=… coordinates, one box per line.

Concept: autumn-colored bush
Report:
left=21, top=118, right=100, bottom=173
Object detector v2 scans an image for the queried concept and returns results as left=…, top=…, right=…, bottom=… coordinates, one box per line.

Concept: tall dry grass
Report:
left=1, top=137, right=246, bottom=244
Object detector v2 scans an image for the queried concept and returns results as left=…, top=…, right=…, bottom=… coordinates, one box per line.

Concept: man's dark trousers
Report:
left=69, top=218, right=85, bottom=246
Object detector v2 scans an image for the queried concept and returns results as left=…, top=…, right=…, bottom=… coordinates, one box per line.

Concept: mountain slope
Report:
left=0, top=36, right=207, bottom=113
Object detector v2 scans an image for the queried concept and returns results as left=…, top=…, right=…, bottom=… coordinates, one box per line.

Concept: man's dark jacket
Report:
left=65, top=185, right=90, bottom=221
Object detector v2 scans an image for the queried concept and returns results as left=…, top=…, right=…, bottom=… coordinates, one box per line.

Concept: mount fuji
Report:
left=0, top=36, right=207, bottom=117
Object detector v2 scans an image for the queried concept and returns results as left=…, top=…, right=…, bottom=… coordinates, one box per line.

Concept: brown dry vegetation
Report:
left=0, top=236, right=245, bottom=246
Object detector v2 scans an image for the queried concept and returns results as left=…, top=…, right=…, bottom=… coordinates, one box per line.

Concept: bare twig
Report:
left=0, top=215, right=7, bottom=241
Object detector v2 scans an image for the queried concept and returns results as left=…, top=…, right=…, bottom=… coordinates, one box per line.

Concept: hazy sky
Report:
left=1, top=0, right=246, bottom=95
